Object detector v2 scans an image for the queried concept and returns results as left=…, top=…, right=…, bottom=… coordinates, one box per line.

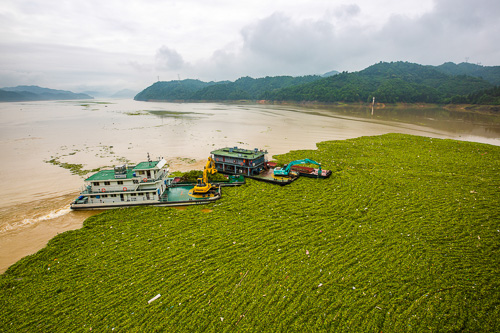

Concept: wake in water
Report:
left=22, top=207, right=72, bottom=226
left=0, top=195, right=100, bottom=273
left=0, top=192, right=79, bottom=234
left=0, top=206, right=72, bottom=233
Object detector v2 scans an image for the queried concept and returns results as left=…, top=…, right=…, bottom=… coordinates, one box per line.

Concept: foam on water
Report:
left=0, top=206, right=72, bottom=233
left=22, top=206, right=72, bottom=224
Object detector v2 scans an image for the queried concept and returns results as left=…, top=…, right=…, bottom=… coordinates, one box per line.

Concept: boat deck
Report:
left=292, top=166, right=332, bottom=178
left=162, top=185, right=218, bottom=202
left=247, top=168, right=298, bottom=185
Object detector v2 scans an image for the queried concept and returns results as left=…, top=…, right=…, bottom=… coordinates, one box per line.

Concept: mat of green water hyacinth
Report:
left=1, top=134, right=499, bottom=332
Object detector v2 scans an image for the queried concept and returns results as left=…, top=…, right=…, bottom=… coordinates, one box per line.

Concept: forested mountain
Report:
left=133, top=79, right=223, bottom=101
left=134, top=61, right=499, bottom=104
left=449, top=86, right=500, bottom=105
left=190, top=75, right=321, bottom=101
left=134, top=76, right=321, bottom=101
left=434, top=62, right=500, bottom=85
left=0, top=85, right=93, bottom=101
left=264, top=62, right=493, bottom=103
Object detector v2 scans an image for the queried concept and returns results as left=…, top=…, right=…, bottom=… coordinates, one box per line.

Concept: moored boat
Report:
left=70, top=156, right=221, bottom=210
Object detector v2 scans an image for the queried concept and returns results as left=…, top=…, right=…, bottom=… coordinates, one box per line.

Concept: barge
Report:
left=210, top=147, right=331, bottom=185
left=291, top=165, right=332, bottom=178
left=70, top=156, right=221, bottom=210
left=210, top=146, right=297, bottom=185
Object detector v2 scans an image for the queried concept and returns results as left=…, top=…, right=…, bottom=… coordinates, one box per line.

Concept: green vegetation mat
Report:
left=1, top=134, right=499, bottom=332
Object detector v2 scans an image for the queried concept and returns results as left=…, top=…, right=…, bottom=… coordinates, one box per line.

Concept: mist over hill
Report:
left=0, top=85, right=93, bottom=102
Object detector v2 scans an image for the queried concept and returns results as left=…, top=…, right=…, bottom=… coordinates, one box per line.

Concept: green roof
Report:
left=133, top=160, right=160, bottom=170
left=210, top=147, right=266, bottom=160
left=85, top=169, right=134, bottom=181
left=85, top=160, right=166, bottom=181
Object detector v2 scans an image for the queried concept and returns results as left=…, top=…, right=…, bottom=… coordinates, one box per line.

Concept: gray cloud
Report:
left=195, top=0, right=500, bottom=79
left=241, top=13, right=335, bottom=64
left=333, top=4, right=361, bottom=18
left=1, top=0, right=499, bottom=93
left=155, top=46, right=186, bottom=71
left=375, top=0, right=500, bottom=65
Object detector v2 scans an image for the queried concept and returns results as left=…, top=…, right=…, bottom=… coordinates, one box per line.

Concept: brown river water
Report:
left=1, top=99, right=499, bottom=273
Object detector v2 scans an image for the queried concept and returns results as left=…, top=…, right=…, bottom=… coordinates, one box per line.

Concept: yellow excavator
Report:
left=192, top=157, right=218, bottom=194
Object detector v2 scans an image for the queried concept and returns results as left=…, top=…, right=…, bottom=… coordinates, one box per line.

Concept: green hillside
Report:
left=190, top=75, right=322, bottom=100
left=134, top=79, right=221, bottom=101
left=450, top=86, right=500, bottom=105
left=134, top=62, right=498, bottom=104
left=435, top=62, right=500, bottom=85
left=1, top=134, right=499, bottom=332
left=265, top=62, right=493, bottom=103
left=134, top=76, right=321, bottom=101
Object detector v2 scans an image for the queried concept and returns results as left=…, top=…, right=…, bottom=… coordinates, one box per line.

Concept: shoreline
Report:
left=140, top=98, right=500, bottom=114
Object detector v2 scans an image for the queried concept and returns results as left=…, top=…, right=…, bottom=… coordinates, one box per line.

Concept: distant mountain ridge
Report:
left=322, top=70, right=340, bottom=77
left=135, top=61, right=499, bottom=104
left=0, top=85, right=93, bottom=102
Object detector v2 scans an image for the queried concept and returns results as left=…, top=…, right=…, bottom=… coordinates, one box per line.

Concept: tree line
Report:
left=134, top=61, right=499, bottom=105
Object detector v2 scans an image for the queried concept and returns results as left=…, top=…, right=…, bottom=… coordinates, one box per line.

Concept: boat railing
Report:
left=80, top=184, right=141, bottom=194
left=80, top=180, right=168, bottom=195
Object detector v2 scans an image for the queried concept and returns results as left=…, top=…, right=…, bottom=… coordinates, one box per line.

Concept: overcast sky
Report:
left=1, top=0, right=499, bottom=94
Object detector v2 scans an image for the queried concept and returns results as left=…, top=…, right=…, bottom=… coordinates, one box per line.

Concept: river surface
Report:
left=1, top=99, right=499, bottom=273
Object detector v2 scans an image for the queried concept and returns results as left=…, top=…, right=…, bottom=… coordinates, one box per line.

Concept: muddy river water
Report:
left=1, top=99, right=499, bottom=273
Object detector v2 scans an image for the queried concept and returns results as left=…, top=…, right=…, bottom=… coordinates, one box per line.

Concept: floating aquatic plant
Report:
left=1, top=134, right=499, bottom=332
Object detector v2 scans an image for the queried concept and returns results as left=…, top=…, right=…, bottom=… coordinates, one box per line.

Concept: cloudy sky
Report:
left=1, top=0, right=499, bottom=94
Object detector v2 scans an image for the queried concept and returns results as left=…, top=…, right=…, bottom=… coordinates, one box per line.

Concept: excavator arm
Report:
left=193, top=157, right=217, bottom=193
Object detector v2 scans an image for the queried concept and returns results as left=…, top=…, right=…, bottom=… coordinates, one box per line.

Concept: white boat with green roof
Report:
left=70, top=156, right=221, bottom=210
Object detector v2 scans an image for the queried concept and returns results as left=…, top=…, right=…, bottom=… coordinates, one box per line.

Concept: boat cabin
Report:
left=75, top=159, right=169, bottom=205
left=210, top=147, right=267, bottom=176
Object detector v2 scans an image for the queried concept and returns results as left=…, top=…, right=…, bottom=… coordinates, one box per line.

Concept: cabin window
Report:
left=102, top=195, right=108, bottom=198
left=93, top=182, right=100, bottom=186
left=111, top=194, right=117, bottom=197
left=138, top=193, right=144, bottom=196
left=133, top=179, right=139, bottom=184
left=104, top=181, right=110, bottom=185
left=117, top=181, right=123, bottom=185
left=131, top=193, right=136, bottom=196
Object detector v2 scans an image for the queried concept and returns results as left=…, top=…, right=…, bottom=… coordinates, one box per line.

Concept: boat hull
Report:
left=70, top=192, right=220, bottom=210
